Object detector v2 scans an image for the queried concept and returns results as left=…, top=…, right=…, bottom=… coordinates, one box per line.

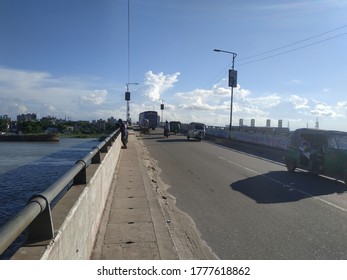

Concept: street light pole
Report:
left=214, top=49, right=237, bottom=140
left=125, top=82, right=138, bottom=123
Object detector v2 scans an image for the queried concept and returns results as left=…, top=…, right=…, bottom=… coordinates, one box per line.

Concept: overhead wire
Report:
left=207, top=24, right=347, bottom=88
left=236, top=32, right=347, bottom=67
left=236, top=24, right=347, bottom=63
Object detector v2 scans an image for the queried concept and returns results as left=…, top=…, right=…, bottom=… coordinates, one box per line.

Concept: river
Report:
left=0, top=137, right=101, bottom=259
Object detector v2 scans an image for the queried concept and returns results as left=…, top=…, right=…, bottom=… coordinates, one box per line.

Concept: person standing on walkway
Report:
left=163, top=120, right=170, bottom=138
left=118, top=119, right=127, bottom=149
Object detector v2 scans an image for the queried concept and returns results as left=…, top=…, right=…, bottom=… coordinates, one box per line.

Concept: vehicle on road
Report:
left=140, top=118, right=150, bottom=136
left=187, top=122, right=206, bottom=141
left=139, top=111, right=158, bottom=130
left=169, top=121, right=181, bottom=134
left=284, top=128, right=347, bottom=183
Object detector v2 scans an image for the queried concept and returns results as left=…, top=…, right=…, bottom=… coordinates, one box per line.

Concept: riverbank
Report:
left=0, top=133, right=59, bottom=142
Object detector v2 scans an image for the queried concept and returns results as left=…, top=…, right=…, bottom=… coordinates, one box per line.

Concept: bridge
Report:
left=2, top=126, right=347, bottom=260
left=0, top=126, right=288, bottom=260
left=0, top=128, right=211, bottom=259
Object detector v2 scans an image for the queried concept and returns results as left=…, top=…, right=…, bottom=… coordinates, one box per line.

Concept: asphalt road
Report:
left=138, top=128, right=347, bottom=260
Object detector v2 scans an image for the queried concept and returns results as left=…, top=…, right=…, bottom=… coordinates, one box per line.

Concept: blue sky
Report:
left=1, top=0, right=347, bottom=131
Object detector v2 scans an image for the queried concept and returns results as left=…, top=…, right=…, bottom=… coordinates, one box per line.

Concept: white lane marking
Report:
left=219, top=156, right=347, bottom=213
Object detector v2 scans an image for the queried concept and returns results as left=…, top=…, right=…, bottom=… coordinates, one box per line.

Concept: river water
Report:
left=0, top=137, right=101, bottom=259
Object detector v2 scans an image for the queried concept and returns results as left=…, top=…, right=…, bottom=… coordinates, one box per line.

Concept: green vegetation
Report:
left=0, top=117, right=119, bottom=137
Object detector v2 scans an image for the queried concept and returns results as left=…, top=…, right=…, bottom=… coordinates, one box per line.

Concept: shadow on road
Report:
left=156, top=139, right=189, bottom=143
left=230, top=170, right=347, bottom=204
left=139, top=136, right=164, bottom=140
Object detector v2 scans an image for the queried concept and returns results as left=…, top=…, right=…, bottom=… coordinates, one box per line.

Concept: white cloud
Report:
left=0, top=67, right=116, bottom=120
left=309, top=99, right=344, bottom=118
left=175, top=88, right=224, bottom=111
left=80, top=90, right=107, bottom=105
left=143, top=71, right=180, bottom=101
left=243, top=94, right=281, bottom=110
left=235, top=87, right=252, bottom=100
left=39, top=104, right=59, bottom=116
left=337, top=101, right=347, bottom=109
left=171, top=85, right=280, bottom=126
left=310, top=104, right=335, bottom=117
left=0, top=68, right=52, bottom=90
left=288, top=95, right=309, bottom=109
left=12, top=103, right=28, bottom=115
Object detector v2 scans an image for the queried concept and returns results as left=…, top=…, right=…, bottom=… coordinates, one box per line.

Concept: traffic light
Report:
left=228, top=70, right=237, bottom=88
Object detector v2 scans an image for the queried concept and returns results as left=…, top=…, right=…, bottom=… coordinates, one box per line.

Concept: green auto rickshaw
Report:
left=169, top=121, right=181, bottom=134
left=284, top=128, right=347, bottom=184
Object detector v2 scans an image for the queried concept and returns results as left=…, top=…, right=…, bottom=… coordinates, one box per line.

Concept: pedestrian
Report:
left=163, top=120, right=170, bottom=137
left=118, top=119, right=127, bottom=149
left=299, top=134, right=311, bottom=160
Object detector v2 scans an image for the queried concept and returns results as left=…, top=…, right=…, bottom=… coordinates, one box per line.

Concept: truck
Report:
left=139, top=111, right=158, bottom=130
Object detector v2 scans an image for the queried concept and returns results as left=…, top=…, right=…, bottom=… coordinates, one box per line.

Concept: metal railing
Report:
left=0, top=129, right=120, bottom=256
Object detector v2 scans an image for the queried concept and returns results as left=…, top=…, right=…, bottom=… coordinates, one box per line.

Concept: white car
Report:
left=187, top=122, right=206, bottom=141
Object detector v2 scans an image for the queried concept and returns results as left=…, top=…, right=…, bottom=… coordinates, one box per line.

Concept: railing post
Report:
left=100, top=140, right=108, bottom=153
left=27, top=194, right=54, bottom=242
left=74, top=160, right=87, bottom=185
left=91, top=147, right=101, bottom=164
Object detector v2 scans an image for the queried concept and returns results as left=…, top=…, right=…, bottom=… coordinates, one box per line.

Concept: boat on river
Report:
left=0, top=133, right=60, bottom=142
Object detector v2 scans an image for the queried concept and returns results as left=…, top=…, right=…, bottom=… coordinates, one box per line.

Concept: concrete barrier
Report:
left=12, top=134, right=122, bottom=260
left=206, top=127, right=289, bottom=150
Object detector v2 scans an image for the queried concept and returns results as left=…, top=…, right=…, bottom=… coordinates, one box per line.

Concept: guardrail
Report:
left=0, top=129, right=120, bottom=256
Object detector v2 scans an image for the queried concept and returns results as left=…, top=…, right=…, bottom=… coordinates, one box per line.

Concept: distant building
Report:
left=266, top=119, right=271, bottom=127
left=92, top=119, right=106, bottom=130
left=278, top=120, right=282, bottom=128
left=17, top=113, right=37, bottom=122
left=41, top=116, right=57, bottom=123
left=107, top=117, right=117, bottom=125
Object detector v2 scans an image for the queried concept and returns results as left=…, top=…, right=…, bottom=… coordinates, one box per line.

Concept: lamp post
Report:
left=125, top=82, right=138, bottom=123
left=214, top=49, right=237, bottom=140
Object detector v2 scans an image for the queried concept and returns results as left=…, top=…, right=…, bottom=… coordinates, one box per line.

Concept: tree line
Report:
left=0, top=118, right=118, bottom=135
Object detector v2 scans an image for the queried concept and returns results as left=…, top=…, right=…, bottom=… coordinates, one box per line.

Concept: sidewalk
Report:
left=91, top=130, right=179, bottom=260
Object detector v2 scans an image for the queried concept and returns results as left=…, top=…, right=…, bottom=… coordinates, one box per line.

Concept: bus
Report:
left=139, top=111, right=158, bottom=130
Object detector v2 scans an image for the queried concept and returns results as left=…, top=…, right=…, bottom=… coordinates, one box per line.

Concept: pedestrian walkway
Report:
left=91, top=130, right=179, bottom=260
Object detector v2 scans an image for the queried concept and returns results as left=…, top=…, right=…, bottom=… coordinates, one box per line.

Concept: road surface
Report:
left=137, top=128, right=347, bottom=259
